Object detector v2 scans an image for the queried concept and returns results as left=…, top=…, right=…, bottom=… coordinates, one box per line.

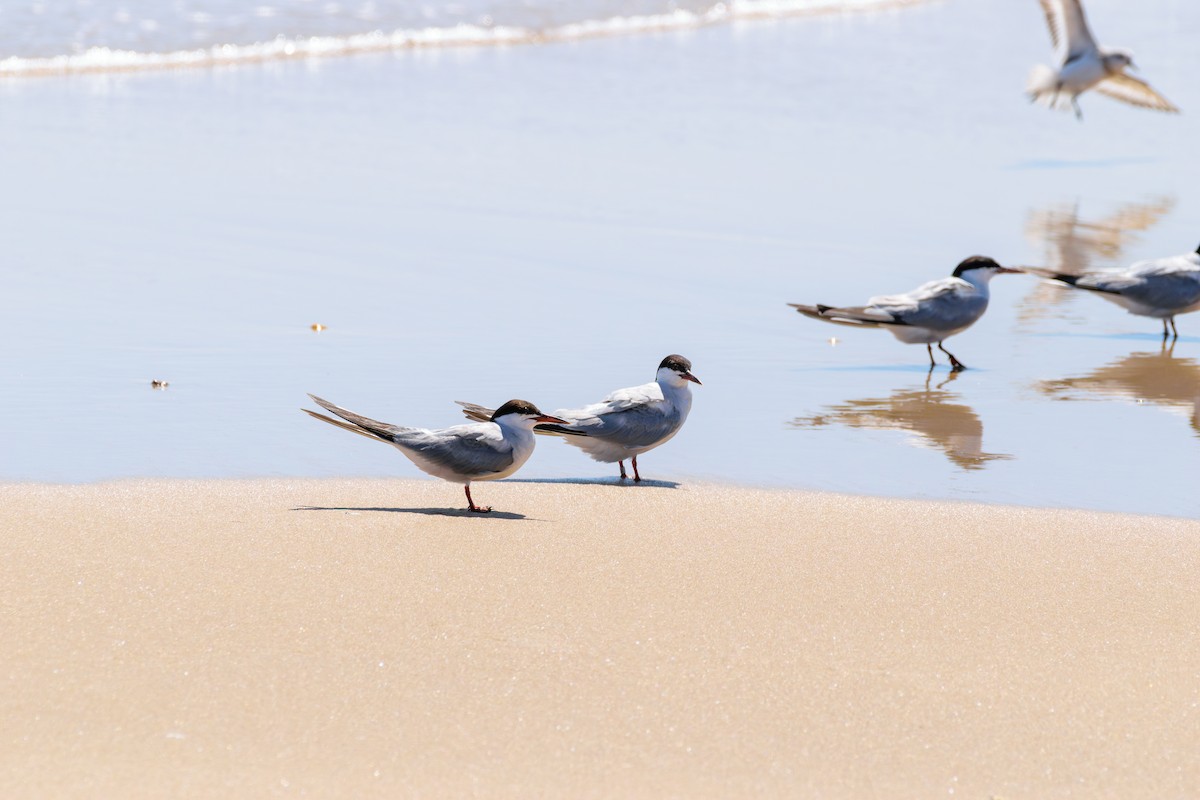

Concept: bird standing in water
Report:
left=790, top=257, right=1023, bottom=371
left=1025, top=245, right=1200, bottom=339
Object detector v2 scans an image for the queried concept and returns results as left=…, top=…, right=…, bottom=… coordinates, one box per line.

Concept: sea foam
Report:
left=0, top=0, right=916, bottom=77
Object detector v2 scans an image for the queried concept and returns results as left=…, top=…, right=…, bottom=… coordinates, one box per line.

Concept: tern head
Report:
left=490, top=399, right=568, bottom=429
left=1102, top=50, right=1135, bottom=72
left=657, top=354, right=702, bottom=387
left=952, top=256, right=1023, bottom=282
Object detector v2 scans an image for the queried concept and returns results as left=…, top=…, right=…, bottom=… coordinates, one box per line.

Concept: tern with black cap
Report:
left=303, top=394, right=567, bottom=513
left=458, top=355, right=701, bottom=482
left=789, top=257, right=1023, bottom=371
left=1025, top=244, right=1200, bottom=339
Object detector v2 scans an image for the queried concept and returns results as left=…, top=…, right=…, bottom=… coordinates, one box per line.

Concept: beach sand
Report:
left=1, top=478, right=1196, bottom=797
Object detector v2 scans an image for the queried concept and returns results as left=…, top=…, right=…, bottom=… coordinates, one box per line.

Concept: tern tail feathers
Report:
left=307, top=394, right=411, bottom=441
left=1025, top=267, right=1123, bottom=295
left=789, top=302, right=903, bottom=327
left=303, top=409, right=389, bottom=442
left=455, top=401, right=495, bottom=424
left=1026, top=65, right=1076, bottom=111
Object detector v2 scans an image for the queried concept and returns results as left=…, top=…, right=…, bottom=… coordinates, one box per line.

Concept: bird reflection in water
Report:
left=1020, top=196, right=1176, bottom=325
left=792, top=371, right=1011, bottom=470
left=1037, top=343, right=1200, bottom=436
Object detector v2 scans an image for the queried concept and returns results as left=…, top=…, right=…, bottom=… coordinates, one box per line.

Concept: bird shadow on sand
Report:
left=292, top=506, right=528, bottom=520
left=501, top=477, right=681, bottom=489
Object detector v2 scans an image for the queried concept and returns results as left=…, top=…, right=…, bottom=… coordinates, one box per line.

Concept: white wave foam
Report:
left=0, top=0, right=918, bottom=78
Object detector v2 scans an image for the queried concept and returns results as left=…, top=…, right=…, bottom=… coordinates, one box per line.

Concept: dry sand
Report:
left=1, top=478, right=1197, bottom=798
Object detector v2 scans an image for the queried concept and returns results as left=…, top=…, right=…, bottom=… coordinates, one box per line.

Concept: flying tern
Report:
left=304, top=394, right=567, bottom=513
left=1027, top=0, right=1179, bottom=119
left=458, top=355, right=700, bottom=482
left=1025, top=245, right=1200, bottom=338
left=789, top=256, right=1023, bottom=371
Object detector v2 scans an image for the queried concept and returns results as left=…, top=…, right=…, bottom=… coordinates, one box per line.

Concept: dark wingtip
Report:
left=535, top=423, right=588, bottom=437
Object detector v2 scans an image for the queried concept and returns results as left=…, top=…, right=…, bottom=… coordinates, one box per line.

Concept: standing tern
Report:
left=789, top=256, right=1023, bottom=371
left=458, top=355, right=701, bottom=482
left=1028, top=0, right=1179, bottom=119
left=1025, top=245, right=1200, bottom=338
left=303, top=394, right=567, bottom=513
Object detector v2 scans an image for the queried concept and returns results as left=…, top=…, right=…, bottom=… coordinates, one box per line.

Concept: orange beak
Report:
left=996, top=266, right=1024, bottom=274
left=535, top=415, right=569, bottom=424
left=682, top=372, right=702, bottom=385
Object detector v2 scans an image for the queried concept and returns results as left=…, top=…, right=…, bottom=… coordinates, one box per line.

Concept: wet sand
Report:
left=2, top=478, right=1197, bottom=797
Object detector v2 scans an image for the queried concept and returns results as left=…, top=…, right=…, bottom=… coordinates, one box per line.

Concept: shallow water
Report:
left=2, top=0, right=1198, bottom=517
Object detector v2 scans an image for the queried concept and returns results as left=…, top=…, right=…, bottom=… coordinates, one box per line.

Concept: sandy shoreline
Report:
left=2, top=478, right=1197, bottom=797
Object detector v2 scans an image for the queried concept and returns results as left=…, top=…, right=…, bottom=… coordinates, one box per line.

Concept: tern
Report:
left=458, top=355, right=701, bottom=482
left=1025, top=245, right=1200, bottom=338
left=303, top=394, right=567, bottom=513
left=789, top=256, right=1023, bottom=371
left=1027, top=0, right=1179, bottom=119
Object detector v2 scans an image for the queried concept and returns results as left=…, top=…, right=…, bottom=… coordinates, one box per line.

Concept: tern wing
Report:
left=1095, top=72, right=1180, bottom=113
left=868, top=278, right=987, bottom=332
left=1040, top=0, right=1097, bottom=62
left=400, top=424, right=517, bottom=477
left=1085, top=257, right=1200, bottom=308
left=306, top=394, right=417, bottom=441
left=569, top=399, right=678, bottom=449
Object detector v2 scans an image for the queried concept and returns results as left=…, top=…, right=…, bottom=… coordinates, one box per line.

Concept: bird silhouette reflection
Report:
left=792, top=371, right=1011, bottom=470
left=1037, top=342, right=1200, bottom=436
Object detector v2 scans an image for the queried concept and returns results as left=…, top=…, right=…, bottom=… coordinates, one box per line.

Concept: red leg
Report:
left=632, top=455, right=642, bottom=483
left=464, top=484, right=491, bottom=513
left=938, top=341, right=966, bottom=371
left=618, top=461, right=628, bottom=480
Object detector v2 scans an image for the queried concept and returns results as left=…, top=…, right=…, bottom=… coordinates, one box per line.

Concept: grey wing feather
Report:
left=1084, top=272, right=1200, bottom=310
left=581, top=402, right=679, bottom=448
left=403, top=426, right=516, bottom=476
left=871, top=281, right=987, bottom=331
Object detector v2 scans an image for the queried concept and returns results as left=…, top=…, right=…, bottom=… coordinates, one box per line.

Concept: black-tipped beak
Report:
left=535, top=414, right=569, bottom=424
left=682, top=372, right=702, bottom=385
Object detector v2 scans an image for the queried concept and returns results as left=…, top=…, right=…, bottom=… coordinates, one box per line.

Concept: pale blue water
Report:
left=1, top=0, right=1198, bottom=517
